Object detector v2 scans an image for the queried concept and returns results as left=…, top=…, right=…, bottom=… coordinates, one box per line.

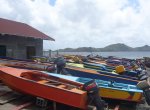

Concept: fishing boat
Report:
left=0, top=57, right=55, bottom=72
left=43, top=72, right=143, bottom=102
left=84, top=61, right=114, bottom=71
left=87, top=58, right=135, bottom=70
left=65, top=63, right=139, bottom=85
left=106, top=59, right=134, bottom=69
left=0, top=66, right=88, bottom=109
left=83, top=62, right=139, bottom=77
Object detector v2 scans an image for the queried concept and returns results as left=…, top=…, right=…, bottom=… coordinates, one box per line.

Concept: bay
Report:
left=43, top=51, right=150, bottom=59
left=44, top=51, right=150, bottom=59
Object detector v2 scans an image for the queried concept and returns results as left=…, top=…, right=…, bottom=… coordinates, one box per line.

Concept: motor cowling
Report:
left=54, top=57, right=66, bottom=74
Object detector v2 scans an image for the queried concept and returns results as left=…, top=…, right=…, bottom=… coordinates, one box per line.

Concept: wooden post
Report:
left=53, top=101, right=56, bottom=110
left=49, top=50, right=51, bottom=58
left=56, top=50, right=59, bottom=56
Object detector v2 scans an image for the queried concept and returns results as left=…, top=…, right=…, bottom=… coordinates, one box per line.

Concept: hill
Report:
left=134, top=45, right=150, bottom=51
left=100, top=43, right=133, bottom=51
left=58, top=43, right=150, bottom=52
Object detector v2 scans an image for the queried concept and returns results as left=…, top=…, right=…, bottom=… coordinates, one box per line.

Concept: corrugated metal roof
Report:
left=0, top=18, right=55, bottom=41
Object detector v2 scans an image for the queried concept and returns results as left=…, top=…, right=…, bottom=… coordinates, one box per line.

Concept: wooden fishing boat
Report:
left=43, top=72, right=143, bottom=102
left=65, top=63, right=139, bottom=85
left=87, top=58, right=135, bottom=70
left=106, top=59, right=133, bottom=69
left=0, top=57, right=55, bottom=72
left=83, top=62, right=115, bottom=71
left=83, top=62, right=139, bottom=77
left=88, top=59, right=108, bottom=65
left=0, top=66, right=88, bottom=109
left=67, top=63, right=139, bottom=79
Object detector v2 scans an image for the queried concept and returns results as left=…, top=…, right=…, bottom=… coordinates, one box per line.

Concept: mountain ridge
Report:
left=57, top=43, right=150, bottom=52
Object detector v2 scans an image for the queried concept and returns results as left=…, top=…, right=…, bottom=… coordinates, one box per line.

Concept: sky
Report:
left=0, top=0, right=150, bottom=50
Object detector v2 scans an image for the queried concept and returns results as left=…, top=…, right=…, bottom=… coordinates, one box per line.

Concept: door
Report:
left=26, top=46, right=36, bottom=59
left=0, top=45, right=6, bottom=57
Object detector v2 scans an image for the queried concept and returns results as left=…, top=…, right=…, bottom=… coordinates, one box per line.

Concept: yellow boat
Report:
left=44, top=72, right=143, bottom=102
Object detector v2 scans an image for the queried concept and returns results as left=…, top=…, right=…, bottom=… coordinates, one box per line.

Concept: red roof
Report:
left=0, top=18, right=55, bottom=41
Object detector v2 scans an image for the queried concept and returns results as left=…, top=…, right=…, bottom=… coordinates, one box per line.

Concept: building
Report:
left=0, top=18, right=55, bottom=59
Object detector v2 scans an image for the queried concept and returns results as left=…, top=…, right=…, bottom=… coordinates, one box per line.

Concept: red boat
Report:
left=0, top=58, right=55, bottom=72
left=0, top=66, right=88, bottom=109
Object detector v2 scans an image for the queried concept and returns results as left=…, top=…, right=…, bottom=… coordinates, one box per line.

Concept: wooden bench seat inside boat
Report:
left=37, top=80, right=62, bottom=86
left=70, top=88, right=86, bottom=94
left=37, top=80, right=77, bottom=90
left=57, top=85, right=85, bottom=93
left=37, top=80, right=49, bottom=84
left=57, top=85, right=66, bottom=88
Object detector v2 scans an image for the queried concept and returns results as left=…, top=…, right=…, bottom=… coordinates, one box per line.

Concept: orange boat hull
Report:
left=0, top=66, right=87, bottom=109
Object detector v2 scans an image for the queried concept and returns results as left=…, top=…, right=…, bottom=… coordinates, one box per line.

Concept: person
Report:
left=54, top=56, right=66, bottom=74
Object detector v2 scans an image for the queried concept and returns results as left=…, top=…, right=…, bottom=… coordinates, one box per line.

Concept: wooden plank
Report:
left=12, top=102, right=33, bottom=110
left=0, top=92, right=22, bottom=104
left=0, top=91, right=12, bottom=97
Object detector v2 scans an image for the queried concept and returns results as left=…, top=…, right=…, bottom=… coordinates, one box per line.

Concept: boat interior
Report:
left=20, top=71, right=83, bottom=92
left=77, top=78, right=140, bottom=91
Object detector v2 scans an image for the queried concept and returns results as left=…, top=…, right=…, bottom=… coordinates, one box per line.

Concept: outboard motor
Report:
left=81, top=56, right=88, bottom=62
left=82, top=80, right=105, bottom=110
left=54, top=57, right=66, bottom=74
left=137, top=77, right=150, bottom=105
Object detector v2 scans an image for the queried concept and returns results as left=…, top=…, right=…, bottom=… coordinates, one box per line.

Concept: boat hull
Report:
left=45, top=73, right=143, bottom=102
left=0, top=58, right=55, bottom=72
left=99, top=87, right=142, bottom=102
left=65, top=66, right=139, bottom=85
left=67, top=63, right=138, bottom=80
left=0, top=67, right=87, bottom=109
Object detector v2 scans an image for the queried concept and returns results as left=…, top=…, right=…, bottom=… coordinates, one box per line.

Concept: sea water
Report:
left=44, top=51, right=150, bottom=59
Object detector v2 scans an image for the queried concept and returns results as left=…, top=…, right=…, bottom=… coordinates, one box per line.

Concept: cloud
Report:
left=0, top=0, right=150, bottom=50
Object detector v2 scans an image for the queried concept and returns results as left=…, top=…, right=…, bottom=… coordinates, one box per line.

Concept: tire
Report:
left=137, top=78, right=150, bottom=90
left=137, top=80, right=149, bottom=90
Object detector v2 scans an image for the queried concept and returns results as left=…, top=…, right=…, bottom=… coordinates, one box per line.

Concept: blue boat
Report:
left=43, top=72, right=143, bottom=102
left=65, top=63, right=139, bottom=85
left=83, top=62, right=114, bottom=71
left=83, top=62, right=138, bottom=77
